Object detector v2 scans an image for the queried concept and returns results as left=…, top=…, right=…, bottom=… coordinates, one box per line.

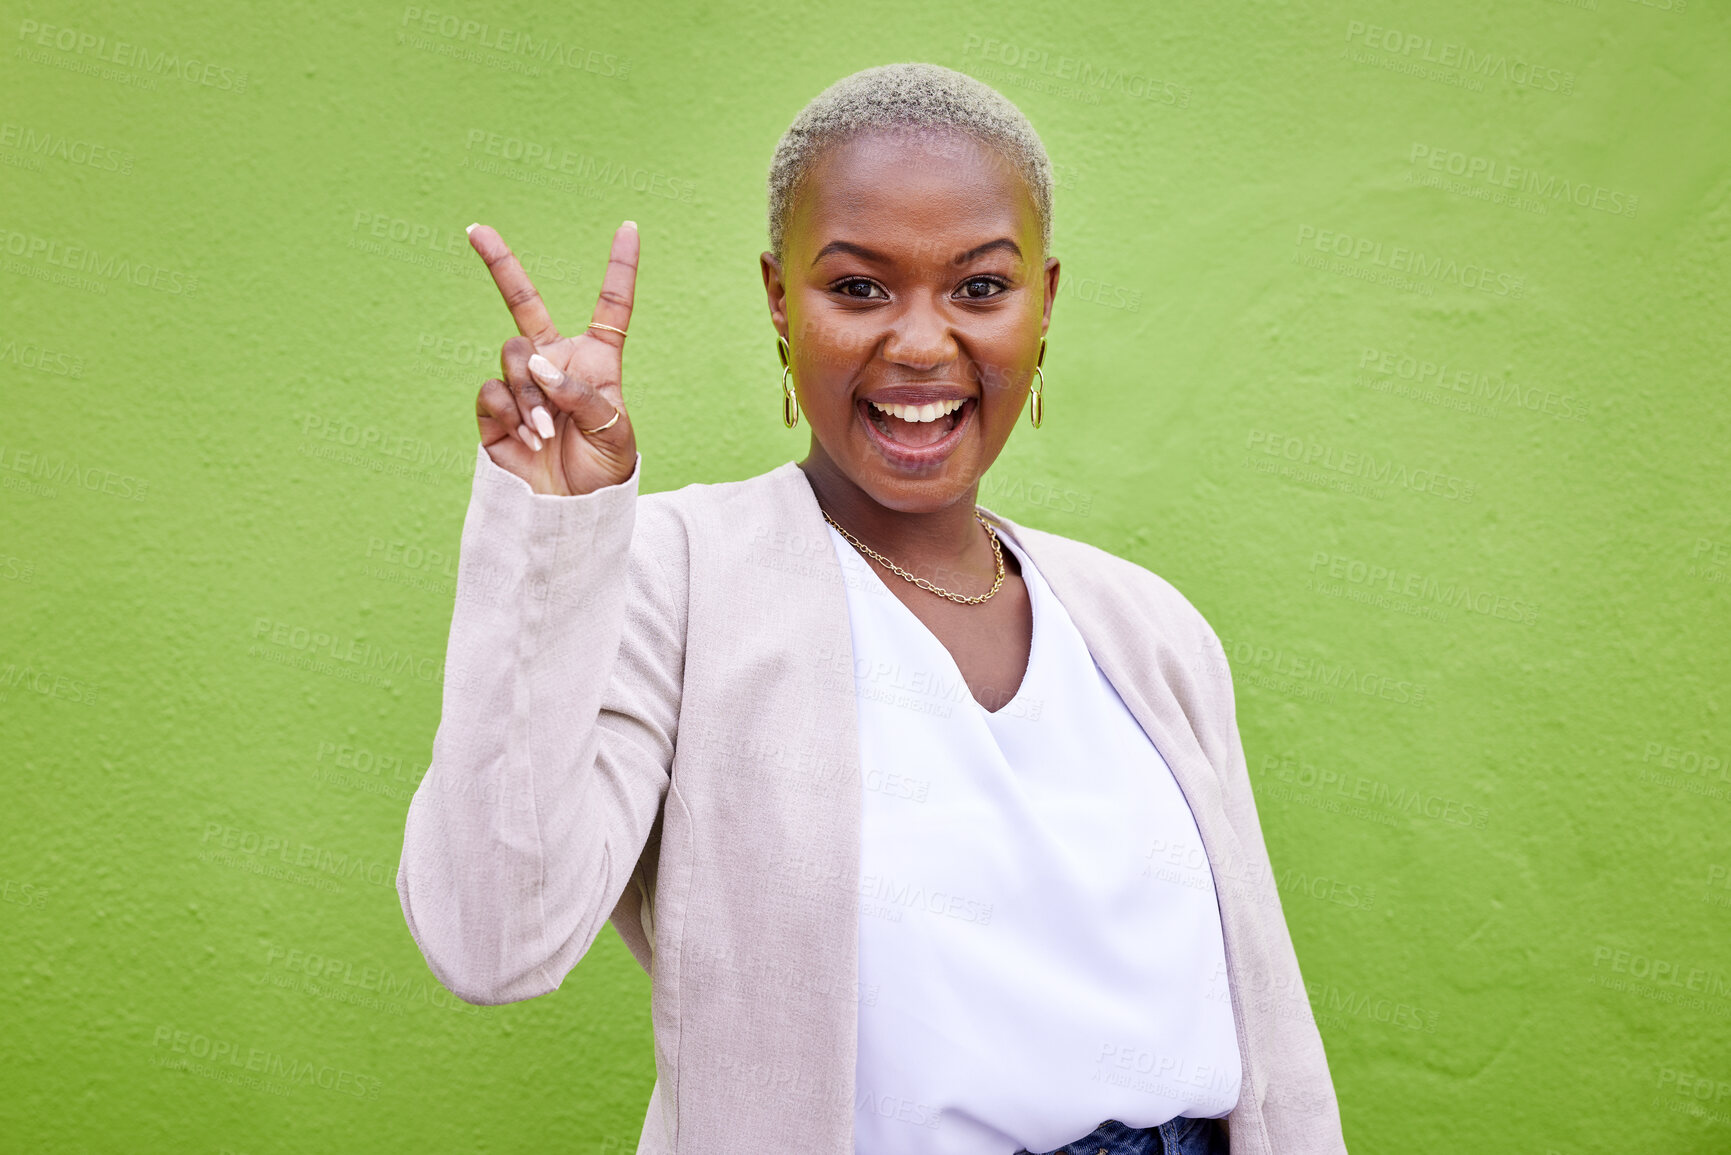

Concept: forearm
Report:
left=396, top=444, right=644, bottom=1005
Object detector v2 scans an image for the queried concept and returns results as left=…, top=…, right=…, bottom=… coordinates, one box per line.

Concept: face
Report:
left=761, top=127, right=1059, bottom=514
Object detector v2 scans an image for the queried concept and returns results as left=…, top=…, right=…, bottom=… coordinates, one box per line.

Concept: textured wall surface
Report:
left=3, top=1, right=1727, bottom=1151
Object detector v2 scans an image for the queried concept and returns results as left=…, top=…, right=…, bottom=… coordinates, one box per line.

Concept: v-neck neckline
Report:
left=828, top=523, right=1040, bottom=719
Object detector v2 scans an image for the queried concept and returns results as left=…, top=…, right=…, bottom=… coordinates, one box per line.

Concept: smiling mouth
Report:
left=860, top=397, right=970, bottom=448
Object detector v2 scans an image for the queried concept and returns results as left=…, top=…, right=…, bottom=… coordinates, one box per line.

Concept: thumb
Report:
left=527, top=346, right=624, bottom=435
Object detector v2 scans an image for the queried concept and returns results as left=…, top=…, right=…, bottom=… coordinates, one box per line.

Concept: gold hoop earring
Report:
left=777, top=335, right=799, bottom=428
left=1028, top=336, right=1046, bottom=428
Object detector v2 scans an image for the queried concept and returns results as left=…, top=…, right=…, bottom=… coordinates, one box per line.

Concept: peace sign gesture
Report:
left=468, top=221, right=639, bottom=496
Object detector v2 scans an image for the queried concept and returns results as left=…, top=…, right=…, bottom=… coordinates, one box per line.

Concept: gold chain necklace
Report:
left=821, top=507, right=1006, bottom=605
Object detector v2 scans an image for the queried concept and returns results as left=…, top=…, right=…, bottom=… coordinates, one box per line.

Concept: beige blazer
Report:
left=396, top=445, right=1349, bottom=1154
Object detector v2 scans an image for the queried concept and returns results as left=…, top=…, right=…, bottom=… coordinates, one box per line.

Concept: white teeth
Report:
left=868, top=398, right=964, bottom=423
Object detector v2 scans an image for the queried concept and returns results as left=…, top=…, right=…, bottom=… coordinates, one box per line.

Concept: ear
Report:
left=760, top=251, right=789, bottom=339
left=1040, top=256, right=1060, bottom=334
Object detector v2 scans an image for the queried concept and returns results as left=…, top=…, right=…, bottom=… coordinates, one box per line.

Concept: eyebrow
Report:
left=810, top=237, right=1023, bottom=268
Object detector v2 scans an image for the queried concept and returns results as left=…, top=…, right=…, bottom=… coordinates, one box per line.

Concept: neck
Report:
left=795, top=441, right=990, bottom=577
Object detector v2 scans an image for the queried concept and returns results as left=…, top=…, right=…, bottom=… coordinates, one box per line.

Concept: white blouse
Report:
left=827, top=521, right=1242, bottom=1155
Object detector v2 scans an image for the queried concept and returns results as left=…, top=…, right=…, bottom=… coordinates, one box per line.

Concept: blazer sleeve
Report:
left=1186, top=617, right=1283, bottom=911
left=1183, top=610, right=1349, bottom=1148
left=395, top=443, right=688, bottom=1005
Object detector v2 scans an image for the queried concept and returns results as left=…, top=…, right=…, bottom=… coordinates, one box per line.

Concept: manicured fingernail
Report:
left=466, top=222, right=481, bottom=234
left=517, top=423, right=542, bottom=452
left=621, top=220, right=636, bottom=230
left=528, top=353, right=564, bottom=388
left=531, top=406, right=555, bottom=439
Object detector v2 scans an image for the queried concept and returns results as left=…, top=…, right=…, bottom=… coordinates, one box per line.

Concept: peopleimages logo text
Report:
left=16, top=19, right=249, bottom=91
left=1295, top=225, right=1524, bottom=298
left=1344, top=20, right=1575, bottom=94
left=399, top=7, right=628, bottom=76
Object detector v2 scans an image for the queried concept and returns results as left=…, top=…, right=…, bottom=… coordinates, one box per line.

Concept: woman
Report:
left=396, top=63, right=1347, bottom=1155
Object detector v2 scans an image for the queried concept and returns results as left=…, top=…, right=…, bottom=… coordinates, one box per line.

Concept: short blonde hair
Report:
left=766, top=62, right=1054, bottom=263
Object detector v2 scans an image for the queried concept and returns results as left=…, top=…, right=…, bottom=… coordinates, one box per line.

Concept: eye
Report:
left=831, top=277, right=886, bottom=300
left=957, top=276, right=1009, bottom=300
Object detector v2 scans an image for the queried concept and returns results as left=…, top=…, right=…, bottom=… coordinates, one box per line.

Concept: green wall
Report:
left=3, top=1, right=1727, bottom=1151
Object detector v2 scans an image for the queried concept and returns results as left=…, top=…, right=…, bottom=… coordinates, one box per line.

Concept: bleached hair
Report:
left=766, top=62, right=1054, bottom=263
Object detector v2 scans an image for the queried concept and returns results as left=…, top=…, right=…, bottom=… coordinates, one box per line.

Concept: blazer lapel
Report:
left=972, top=504, right=1247, bottom=874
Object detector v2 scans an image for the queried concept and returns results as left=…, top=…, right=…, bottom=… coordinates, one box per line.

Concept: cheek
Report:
left=974, top=357, right=1028, bottom=408
left=791, top=307, right=874, bottom=385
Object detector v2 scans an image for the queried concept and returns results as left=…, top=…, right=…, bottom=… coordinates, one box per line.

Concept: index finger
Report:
left=466, top=223, right=560, bottom=345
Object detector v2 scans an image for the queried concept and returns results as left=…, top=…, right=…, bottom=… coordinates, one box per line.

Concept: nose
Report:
left=880, top=299, right=956, bottom=373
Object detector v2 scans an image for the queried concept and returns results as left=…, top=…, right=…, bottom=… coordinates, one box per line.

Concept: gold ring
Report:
left=587, top=322, right=628, bottom=338
left=580, top=406, right=622, bottom=435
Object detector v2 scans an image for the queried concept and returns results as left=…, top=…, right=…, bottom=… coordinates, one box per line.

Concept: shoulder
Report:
left=630, top=460, right=811, bottom=572
left=635, top=460, right=799, bottom=535
left=993, top=513, right=1222, bottom=649
left=638, top=460, right=796, bottom=516
left=995, top=514, right=1243, bottom=754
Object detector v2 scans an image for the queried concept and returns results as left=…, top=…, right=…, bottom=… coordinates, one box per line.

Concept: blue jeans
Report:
left=1015, top=1115, right=1229, bottom=1155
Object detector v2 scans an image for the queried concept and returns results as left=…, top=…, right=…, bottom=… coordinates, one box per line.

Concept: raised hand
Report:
left=468, top=221, right=640, bottom=496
